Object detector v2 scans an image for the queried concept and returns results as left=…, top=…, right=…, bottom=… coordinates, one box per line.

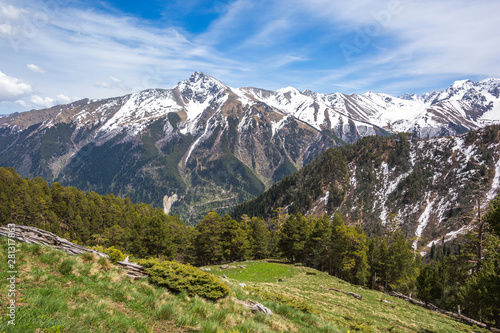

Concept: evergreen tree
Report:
left=485, top=193, right=500, bottom=237
left=220, top=214, right=250, bottom=262
left=278, top=213, right=310, bottom=263
left=387, top=230, right=419, bottom=293
left=195, top=212, right=223, bottom=265
left=247, top=216, right=271, bottom=259
left=367, top=236, right=389, bottom=290
left=331, top=220, right=368, bottom=285
left=458, top=232, right=500, bottom=326
left=306, top=214, right=332, bottom=271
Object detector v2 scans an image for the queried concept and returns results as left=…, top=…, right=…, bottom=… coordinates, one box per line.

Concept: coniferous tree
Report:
left=332, top=219, right=368, bottom=285
left=367, top=236, right=389, bottom=290
left=306, top=214, right=332, bottom=271
left=485, top=193, right=500, bottom=237
left=195, top=212, right=223, bottom=265
left=220, top=214, right=250, bottom=262
left=386, top=229, right=419, bottom=293
left=246, top=216, right=271, bottom=259
left=278, top=213, right=310, bottom=263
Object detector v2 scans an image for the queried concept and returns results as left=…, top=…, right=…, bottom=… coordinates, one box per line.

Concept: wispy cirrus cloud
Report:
left=285, top=0, right=500, bottom=93
left=0, top=0, right=499, bottom=114
left=0, top=0, right=245, bottom=112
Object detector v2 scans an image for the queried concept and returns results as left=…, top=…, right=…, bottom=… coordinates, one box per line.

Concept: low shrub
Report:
left=147, top=261, right=230, bottom=301
left=136, top=257, right=162, bottom=268
left=90, top=245, right=127, bottom=263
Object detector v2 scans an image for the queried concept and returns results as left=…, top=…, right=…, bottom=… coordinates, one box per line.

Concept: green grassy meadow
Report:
left=0, top=238, right=489, bottom=333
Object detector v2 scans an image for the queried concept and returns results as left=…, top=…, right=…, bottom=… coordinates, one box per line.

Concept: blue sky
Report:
left=1, top=0, right=499, bottom=114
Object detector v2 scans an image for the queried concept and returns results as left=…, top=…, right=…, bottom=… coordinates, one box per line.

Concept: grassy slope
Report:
left=0, top=238, right=488, bottom=333
left=207, top=261, right=489, bottom=333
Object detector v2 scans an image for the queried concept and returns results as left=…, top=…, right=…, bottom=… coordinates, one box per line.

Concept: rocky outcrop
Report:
left=163, top=193, right=178, bottom=215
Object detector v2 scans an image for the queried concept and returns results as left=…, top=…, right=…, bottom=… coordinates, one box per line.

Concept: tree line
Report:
left=0, top=166, right=498, bottom=327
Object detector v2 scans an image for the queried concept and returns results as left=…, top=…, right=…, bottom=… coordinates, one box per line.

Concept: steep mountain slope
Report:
left=1, top=73, right=499, bottom=223
left=231, top=125, right=500, bottom=252
left=313, top=78, right=500, bottom=138
left=0, top=73, right=345, bottom=223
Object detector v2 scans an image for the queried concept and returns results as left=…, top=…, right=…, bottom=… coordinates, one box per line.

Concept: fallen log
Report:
left=0, top=224, right=108, bottom=258
left=377, top=299, right=396, bottom=305
left=116, top=260, right=148, bottom=279
left=0, top=224, right=151, bottom=279
left=389, top=291, right=500, bottom=333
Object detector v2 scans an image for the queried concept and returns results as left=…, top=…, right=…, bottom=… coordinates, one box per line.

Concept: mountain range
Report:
left=232, top=125, right=500, bottom=253
left=1, top=72, right=499, bottom=225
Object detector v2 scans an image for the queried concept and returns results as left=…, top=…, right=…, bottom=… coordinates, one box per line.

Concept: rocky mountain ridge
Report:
left=1, top=73, right=499, bottom=223
left=231, top=125, right=500, bottom=252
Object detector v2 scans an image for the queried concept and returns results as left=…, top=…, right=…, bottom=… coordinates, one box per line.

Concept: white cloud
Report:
left=0, top=0, right=499, bottom=110
left=271, top=55, right=308, bottom=68
left=27, top=64, right=45, bottom=73
left=0, top=2, right=25, bottom=19
left=95, top=76, right=131, bottom=91
left=241, top=19, right=290, bottom=47
left=0, top=71, right=32, bottom=100
left=0, top=1, right=243, bottom=97
left=0, top=22, right=12, bottom=35
left=30, top=95, right=54, bottom=108
left=56, top=94, right=70, bottom=103
left=15, top=99, right=28, bottom=107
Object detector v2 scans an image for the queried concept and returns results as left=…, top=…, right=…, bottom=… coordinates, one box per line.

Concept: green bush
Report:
left=90, top=245, right=127, bottom=263
left=147, top=261, right=230, bottom=301
left=136, top=257, right=162, bottom=268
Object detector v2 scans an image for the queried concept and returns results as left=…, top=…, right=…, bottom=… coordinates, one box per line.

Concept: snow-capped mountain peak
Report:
left=2, top=74, right=500, bottom=143
left=176, top=72, right=228, bottom=94
left=2, top=73, right=500, bottom=225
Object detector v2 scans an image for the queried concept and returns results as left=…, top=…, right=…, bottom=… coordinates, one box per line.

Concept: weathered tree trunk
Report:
left=0, top=224, right=149, bottom=279
left=116, top=260, right=148, bottom=279
left=389, top=291, right=499, bottom=333
left=235, top=299, right=272, bottom=315
left=0, top=224, right=108, bottom=257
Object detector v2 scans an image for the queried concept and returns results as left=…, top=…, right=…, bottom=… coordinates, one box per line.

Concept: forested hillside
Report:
left=232, top=125, right=500, bottom=251
left=1, top=165, right=499, bottom=327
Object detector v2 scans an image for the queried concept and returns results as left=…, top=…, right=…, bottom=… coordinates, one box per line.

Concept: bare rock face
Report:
left=163, top=193, right=178, bottom=215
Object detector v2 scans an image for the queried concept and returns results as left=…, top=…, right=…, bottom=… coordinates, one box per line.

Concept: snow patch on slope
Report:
left=487, top=156, right=500, bottom=200
left=414, top=193, right=435, bottom=250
